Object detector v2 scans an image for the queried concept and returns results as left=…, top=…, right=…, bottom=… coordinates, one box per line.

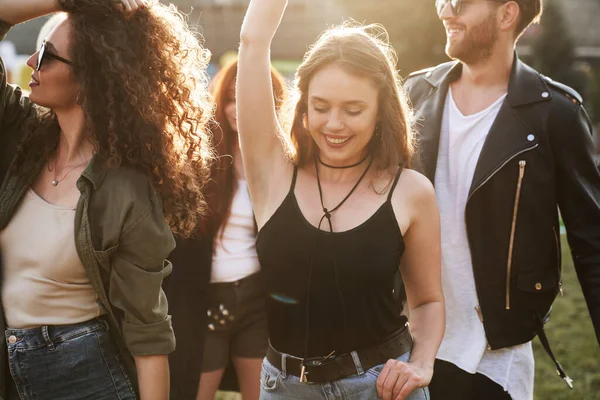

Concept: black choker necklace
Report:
left=317, top=154, right=370, bottom=169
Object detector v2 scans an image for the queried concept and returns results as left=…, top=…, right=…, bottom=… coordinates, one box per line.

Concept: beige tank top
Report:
left=1, top=189, right=104, bottom=328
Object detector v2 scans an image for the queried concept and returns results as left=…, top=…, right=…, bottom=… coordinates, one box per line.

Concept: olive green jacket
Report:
left=0, top=20, right=176, bottom=399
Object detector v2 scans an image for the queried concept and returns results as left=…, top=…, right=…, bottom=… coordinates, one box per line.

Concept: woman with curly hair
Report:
left=237, top=0, right=445, bottom=399
left=166, top=58, right=284, bottom=400
left=0, top=0, right=213, bottom=399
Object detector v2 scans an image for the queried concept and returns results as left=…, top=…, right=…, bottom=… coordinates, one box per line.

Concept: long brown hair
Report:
left=13, top=0, right=214, bottom=238
left=283, top=22, right=414, bottom=174
left=202, top=59, right=285, bottom=235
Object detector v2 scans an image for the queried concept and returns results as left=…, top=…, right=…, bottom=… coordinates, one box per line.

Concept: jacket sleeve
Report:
left=551, top=103, right=600, bottom=345
left=108, top=193, right=177, bottom=356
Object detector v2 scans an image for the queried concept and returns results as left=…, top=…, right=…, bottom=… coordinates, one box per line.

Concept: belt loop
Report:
left=41, top=326, right=55, bottom=350
left=351, top=351, right=364, bottom=375
left=281, top=353, right=288, bottom=378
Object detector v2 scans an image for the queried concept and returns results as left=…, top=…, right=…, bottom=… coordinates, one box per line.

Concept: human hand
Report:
left=112, top=0, right=145, bottom=16
left=376, top=359, right=432, bottom=400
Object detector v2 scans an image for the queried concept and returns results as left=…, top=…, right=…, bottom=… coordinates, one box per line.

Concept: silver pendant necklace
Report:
left=48, top=158, right=90, bottom=186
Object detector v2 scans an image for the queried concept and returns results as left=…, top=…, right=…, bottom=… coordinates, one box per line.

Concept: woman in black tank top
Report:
left=237, top=1, right=445, bottom=399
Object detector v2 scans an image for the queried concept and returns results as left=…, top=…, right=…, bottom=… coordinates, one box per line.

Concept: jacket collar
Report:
left=423, top=53, right=552, bottom=106
left=422, top=59, right=461, bottom=89
left=413, top=54, right=551, bottom=194
left=79, top=154, right=107, bottom=191
left=506, top=55, right=552, bottom=106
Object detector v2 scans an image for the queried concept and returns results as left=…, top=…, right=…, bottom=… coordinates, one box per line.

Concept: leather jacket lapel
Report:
left=412, top=62, right=461, bottom=183
left=468, top=103, right=538, bottom=199
left=467, top=57, right=551, bottom=198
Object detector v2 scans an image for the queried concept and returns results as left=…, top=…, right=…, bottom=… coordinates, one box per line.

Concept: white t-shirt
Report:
left=434, top=89, right=534, bottom=400
left=210, top=179, right=261, bottom=283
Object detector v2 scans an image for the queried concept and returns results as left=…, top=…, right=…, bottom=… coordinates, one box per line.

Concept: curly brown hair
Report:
left=13, top=0, right=214, bottom=238
left=284, top=22, right=414, bottom=174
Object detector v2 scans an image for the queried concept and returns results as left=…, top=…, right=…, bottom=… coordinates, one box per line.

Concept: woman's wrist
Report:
left=407, top=357, right=435, bottom=371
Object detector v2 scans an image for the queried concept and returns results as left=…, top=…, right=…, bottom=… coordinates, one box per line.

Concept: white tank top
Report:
left=210, top=179, right=261, bottom=283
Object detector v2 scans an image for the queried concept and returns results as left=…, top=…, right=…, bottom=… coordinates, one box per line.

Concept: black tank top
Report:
left=256, top=167, right=406, bottom=358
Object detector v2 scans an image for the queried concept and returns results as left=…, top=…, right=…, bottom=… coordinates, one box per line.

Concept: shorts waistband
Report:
left=210, top=270, right=263, bottom=288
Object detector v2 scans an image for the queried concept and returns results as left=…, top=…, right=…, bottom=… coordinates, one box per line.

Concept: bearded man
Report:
left=404, top=1, right=600, bottom=399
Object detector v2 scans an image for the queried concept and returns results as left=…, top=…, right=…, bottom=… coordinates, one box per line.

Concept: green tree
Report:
left=588, top=67, right=600, bottom=124
left=531, top=0, right=577, bottom=86
left=333, top=0, right=447, bottom=75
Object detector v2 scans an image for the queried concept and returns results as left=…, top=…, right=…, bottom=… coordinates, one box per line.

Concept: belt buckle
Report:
left=299, top=358, right=321, bottom=384
left=300, top=351, right=335, bottom=384
left=300, top=365, right=309, bottom=383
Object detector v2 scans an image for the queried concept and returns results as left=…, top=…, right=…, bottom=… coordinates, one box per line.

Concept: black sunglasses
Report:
left=435, top=0, right=510, bottom=16
left=36, top=41, right=73, bottom=71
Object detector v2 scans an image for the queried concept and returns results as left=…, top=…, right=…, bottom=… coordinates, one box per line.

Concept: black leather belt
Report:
left=266, top=325, right=413, bottom=384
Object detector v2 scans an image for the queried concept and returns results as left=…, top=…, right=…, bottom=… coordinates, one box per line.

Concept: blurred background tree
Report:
left=333, top=0, right=447, bottom=74
left=530, top=0, right=576, bottom=85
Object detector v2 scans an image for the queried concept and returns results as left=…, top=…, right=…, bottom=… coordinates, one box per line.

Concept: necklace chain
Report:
left=48, top=158, right=90, bottom=186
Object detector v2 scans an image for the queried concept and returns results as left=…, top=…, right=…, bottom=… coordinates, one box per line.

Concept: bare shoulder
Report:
left=392, top=168, right=435, bottom=204
left=382, top=168, right=437, bottom=234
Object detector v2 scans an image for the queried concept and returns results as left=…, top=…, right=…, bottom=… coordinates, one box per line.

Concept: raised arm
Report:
left=0, top=0, right=54, bottom=178
left=237, top=0, right=291, bottom=224
left=0, top=0, right=57, bottom=25
left=1, top=0, right=143, bottom=24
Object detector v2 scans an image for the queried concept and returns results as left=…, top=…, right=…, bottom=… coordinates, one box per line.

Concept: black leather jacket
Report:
left=404, top=57, right=600, bottom=350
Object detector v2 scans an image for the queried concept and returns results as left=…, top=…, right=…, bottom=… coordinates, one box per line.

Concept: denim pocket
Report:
left=114, top=351, right=137, bottom=396
left=366, top=350, right=411, bottom=378
left=260, top=360, right=281, bottom=392
left=365, top=362, right=386, bottom=378
left=422, top=386, right=430, bottom=400
left=94, top=328, right=137, bottom=399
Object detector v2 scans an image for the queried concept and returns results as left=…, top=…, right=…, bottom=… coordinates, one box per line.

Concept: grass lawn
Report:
left=533, top=236, right=600, bottom=400
left=216, top=236, right=600, bottom=400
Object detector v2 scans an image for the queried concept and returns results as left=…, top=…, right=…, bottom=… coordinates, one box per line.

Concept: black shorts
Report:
left=202, top=272, right=269, bottom=372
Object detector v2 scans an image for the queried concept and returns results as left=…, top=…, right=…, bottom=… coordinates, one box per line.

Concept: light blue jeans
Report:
left=260, top=350, right=430, bottom=400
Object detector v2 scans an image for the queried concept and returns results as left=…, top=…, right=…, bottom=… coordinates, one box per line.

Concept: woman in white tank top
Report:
left=167, top=59, right=286, bottom=400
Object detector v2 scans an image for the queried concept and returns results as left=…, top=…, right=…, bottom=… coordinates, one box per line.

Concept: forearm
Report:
left=240, top=0, right=287, bottom=46
left=134, top=354, right=170, bottom=400
left=407, top=301, right=445, bottom=370
left=238, top=0, right=287, bottom=137
left=237, top=0, right=288, bottom=205
left=0, top=0, right=57, bottom=25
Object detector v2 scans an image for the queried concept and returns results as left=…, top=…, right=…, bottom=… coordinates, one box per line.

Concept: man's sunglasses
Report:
left=36, top=41, right=73, bottom=71
left=435, top=0, right=510, bottom=16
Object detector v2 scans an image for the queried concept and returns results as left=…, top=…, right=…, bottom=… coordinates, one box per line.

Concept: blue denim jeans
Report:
left=260, top=350, right=430, bottom=400
left=6, top=317, right=136, bottom=400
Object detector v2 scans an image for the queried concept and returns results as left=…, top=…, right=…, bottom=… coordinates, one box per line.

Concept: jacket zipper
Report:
left=465, top=144, right=538, bottom=331
left=553, top=226, right=563, bottom=296
left=506, top=160, right=527, bottom=309
left=466, top=144, right=538, bottom=205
